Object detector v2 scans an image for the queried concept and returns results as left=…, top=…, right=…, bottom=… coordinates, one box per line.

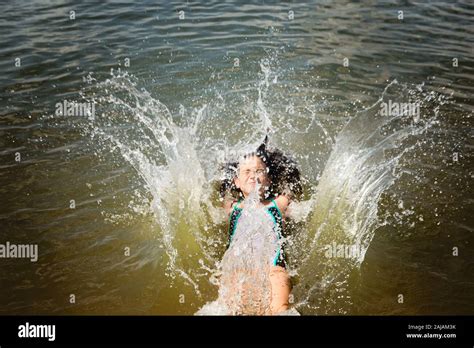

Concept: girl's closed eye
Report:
left=242, top=168, right=266, bottom=177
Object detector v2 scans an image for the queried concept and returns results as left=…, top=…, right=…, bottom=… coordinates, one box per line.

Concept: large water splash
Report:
left=292, top=80, right=449, bottom=314
left=78, top=56, right=452, bottom=314
left=82, top=72, right=221, bottom=296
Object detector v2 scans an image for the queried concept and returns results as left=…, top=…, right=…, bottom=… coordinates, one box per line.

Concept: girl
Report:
left=219, top=136, right=302, bottom=314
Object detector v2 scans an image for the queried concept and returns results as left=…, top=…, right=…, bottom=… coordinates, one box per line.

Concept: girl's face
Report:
left=234, top=156, right=270, bottom=198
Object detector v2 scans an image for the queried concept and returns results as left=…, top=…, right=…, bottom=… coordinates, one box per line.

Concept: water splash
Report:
left=292, top=79, right=450, bottom=314
left=78, top=58, right=453, bottom=315
left=196, top=182, right=278, bottom=315
left=82, top=72, right=219, bottom=295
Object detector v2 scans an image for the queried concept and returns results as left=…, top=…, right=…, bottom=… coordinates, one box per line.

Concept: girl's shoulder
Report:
left=273, top=194, right=291, bottom=215
left=224, top=198, right=242, bottom=216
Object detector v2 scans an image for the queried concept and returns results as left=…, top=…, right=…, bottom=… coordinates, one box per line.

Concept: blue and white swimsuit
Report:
left=227, top=199, right=286, bottom=268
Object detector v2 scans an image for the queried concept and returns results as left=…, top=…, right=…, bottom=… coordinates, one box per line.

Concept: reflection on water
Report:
left=0, top=0, right=473, bottom=315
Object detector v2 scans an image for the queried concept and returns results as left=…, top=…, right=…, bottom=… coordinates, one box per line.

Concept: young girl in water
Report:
left=219, top=136, right=302, bottom=314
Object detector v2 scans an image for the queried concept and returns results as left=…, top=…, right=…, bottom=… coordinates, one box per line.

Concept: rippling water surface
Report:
left=0, top=0, right=473, bottom=315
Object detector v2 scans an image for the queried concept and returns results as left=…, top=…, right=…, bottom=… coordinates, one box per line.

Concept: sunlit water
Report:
left=0, top=1, right=473, bottom=315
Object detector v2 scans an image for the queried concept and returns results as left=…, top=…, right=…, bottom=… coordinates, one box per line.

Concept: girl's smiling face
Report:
left=234, top=155, right=270, bottom=198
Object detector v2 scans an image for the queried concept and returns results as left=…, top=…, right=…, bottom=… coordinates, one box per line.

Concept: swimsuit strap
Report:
left=232, top=197, right=243, bottom=209
left=270, top=198, right=283, bottom=218
left=228, top=203, right=243, bottom=245
left=266, top=198, right=285, bottom=266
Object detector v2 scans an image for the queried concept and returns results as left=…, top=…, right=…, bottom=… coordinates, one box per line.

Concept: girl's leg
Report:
left=269, top=266, right=291, bottom=314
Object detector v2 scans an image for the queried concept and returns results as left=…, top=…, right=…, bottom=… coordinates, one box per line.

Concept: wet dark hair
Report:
left=219, top=135, right=303, bottom=201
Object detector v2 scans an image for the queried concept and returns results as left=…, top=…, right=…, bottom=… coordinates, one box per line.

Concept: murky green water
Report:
left=0, top=0, right=473, bottom=315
